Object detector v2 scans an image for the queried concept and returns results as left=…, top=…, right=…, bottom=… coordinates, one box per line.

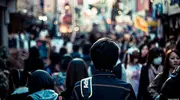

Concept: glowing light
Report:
left=91, top=7, right=98, bottom=14
left=68, top=28, right=73, bottom=33
left=54, top=20, right=58, bottom=25
left=60, top=25, right=68, bottom=33
left=106, top=18, right=112, bottom=24
left=38, top=16, right=47, bottom=21
left=65, top=5, right=70, bottom=10
left=86, top=10, right=93, bottom=16
left=74, top=27, right=80, bottom=32
left=150, top=0, right=154, bottom=3
left=22, top=9, right=27, bottom=13
left=43, top=16, right=47, bottom=21
left=118, top=10, right=122, bottom=15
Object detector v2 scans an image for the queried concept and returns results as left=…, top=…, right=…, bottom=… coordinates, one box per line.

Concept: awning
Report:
left=10, top=12, right=37, bottom=24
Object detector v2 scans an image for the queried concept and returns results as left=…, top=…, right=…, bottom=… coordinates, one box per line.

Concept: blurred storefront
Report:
left=0, top=0, right=16, bottom=46
left=165, top=0, right=180, bottom=39
left=158, top=0, right=180, bottom=40
left=9, top=0, right=41, bottom=33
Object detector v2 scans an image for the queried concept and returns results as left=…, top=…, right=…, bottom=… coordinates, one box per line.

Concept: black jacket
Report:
left=70, top=71, right=136, bottom=100
left=160, top=67, right=180, bottom=100
left=138, top=66, right=152, bottom=100
left=147, top=73, right=165, bottom=99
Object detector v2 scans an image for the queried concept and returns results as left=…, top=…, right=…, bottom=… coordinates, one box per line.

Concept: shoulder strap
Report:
left=80, top=77, right=93, bottom=100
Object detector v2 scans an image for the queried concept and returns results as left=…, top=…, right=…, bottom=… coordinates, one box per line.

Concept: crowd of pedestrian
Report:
left=1, top=23, right=180, bottom=100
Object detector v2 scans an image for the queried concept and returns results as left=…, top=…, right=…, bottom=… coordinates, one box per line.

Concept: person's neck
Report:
left=151, top=64, right=160, bottom=70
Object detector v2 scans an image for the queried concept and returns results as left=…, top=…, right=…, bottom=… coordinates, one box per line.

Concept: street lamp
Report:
left=38, top=16, right=47, bottom=21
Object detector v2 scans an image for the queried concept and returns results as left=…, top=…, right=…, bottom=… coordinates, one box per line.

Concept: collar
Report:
left=93, top=70, right=115, bottom=77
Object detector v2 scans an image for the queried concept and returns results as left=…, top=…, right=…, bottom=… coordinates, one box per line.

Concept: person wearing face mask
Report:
left=147, top=49, right=180, bottom=100
left=138, top=47, right=165, bottom=100
left=123, top=47, right=142, bottom=97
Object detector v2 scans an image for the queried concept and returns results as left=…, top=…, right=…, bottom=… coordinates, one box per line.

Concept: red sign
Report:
left=137, top=0, right=150, bottom=11
left=78, top=0, right=83, bottom=5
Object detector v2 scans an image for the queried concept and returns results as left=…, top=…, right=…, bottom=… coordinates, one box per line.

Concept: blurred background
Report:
left=0, top=0, right=179, bottom=52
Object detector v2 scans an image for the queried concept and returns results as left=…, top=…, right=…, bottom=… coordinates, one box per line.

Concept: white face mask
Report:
left=153, top=57, right=162, bottom=65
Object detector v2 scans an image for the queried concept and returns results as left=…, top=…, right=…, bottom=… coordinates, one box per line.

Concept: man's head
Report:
left=90, top=38, right=119, bottom=70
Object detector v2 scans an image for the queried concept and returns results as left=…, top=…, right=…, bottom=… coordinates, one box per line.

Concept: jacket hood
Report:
left=12, top=87, right=29, bottom=95
left=29, top=89, right=58, bottom=100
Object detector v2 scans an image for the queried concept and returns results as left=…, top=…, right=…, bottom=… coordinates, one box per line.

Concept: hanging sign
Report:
left=134, top=16, right=148, bottom=33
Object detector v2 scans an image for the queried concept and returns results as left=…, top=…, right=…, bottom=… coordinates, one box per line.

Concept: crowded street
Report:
left=0, top=0, right=180, bottom=100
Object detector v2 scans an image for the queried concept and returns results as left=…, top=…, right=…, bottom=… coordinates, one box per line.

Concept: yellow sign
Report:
left=147, top=21, right=158, bottom=27
left=134, top=16, right=148, bottom=33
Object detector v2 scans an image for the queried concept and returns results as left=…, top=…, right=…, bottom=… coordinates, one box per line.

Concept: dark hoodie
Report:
left=28, top=70, right=58, bottom=100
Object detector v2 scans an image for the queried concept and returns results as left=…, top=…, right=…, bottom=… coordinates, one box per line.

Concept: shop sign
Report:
left=134, top=16, right=148, bottom=33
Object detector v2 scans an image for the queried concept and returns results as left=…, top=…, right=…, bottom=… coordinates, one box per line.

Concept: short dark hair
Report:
left=90, top=38, right=119, bottom=70
left=73, top=44, right=80, bottom=52
left=82, top=43, right=91, bottom=55
left=59, top=47, right=67, bottom=57
left=60, top=54, right=73, bottom=72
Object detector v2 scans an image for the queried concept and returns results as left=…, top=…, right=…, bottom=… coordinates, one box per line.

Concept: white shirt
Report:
left=124, top=64, right=142, bottom=97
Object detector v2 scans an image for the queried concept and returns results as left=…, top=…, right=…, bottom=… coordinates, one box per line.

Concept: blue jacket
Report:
left=70, top=71, right=136, bottom=100
left=28, top=89, right=58, bottom=100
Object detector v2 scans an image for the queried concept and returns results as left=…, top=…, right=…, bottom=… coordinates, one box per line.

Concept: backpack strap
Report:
left=80, top=77, right=93, bottom=100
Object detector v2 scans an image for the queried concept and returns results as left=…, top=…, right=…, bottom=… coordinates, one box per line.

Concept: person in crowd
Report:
left=70, top=38, right=136, bottom=100
left=24, top=47, right=44, bottom=73
left=8, top=69, right=30, bottom=94
left=27, top=70, right=58, bottom=100
left=46, top=52, right=60, bottom=75
left=165, top=35, right=176, bottom=51
left=176, top=39, right=180, bottom=52
left=139, top=43, right=149, bottom=66
left=82, top=42, right=95, bottom=76
left=52, top=54, right=73, bottom=94
left=148, top=39, right=159, bottom=50
left=6, top=69, right=30, bottom=100
left=71, top=44, right=82, bottom=58
left=82, top=42, right=92, bottom=66
left=138, top=47, right=164, bottom=100
left=123, top=47, right=142, bottom=97
left=7, top=49, right=24, bottom=69
left=60, top=58, right=88, bottom=100
left=59, top=47, right=67, bottom=61
left=0, top=71, right=9, bottom=100
left=113, top=58, right=127, bottom=82
left=159, top=66, right=180, bottom=99
left=147, top=49, right=180, bottom=100
left=8, top=33, right=17, bottom=48
left=0, top=46, right=9, bottom=70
